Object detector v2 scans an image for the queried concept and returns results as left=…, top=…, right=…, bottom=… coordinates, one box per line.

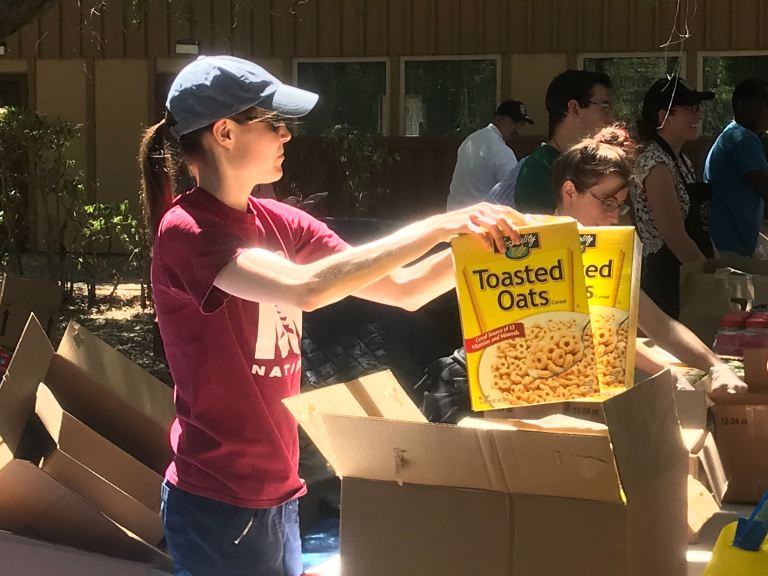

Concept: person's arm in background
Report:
left=643, top=164, right=707, bottom=264
left=637, top=291, right=747, bottom=393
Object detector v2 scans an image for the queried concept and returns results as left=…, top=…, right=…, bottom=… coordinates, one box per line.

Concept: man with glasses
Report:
left=514, top=70, right=612, bottom=214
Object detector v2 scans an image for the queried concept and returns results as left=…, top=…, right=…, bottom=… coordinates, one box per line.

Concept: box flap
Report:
left=0, top=315, right=54, bottom=463
left=283, top=384, right=368, bottom=472
left=48, top=321, right=174, bottom=474
left=675, top=390, right=708, bottom=430
left=0, top=273, right=62, bottom=308
left=743, top=348, right=768, bottom=393
left=699, top=433, right=727, bottom=505
left=344, top=371, right=425, bottom=422
left=0, top=459, right=171, bottom=569
left=490, top=427, right=622, bottom=503
left=687, top=475, right=719, bottom=537
left=322, top=413, right=622, bottom=502
left=711, top=392, right=768, bottom=405
left=602, top=370, right=688, bottom=499
left=36, top=383, right=163, bottom=511
left=321, top=414, right=497, bottom=492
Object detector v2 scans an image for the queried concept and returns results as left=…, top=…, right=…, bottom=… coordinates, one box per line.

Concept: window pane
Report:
left=702, top=54, right=768, bottom=135
left=404, top=59, right=497, bottom=137
left=582, top=56, right=681, bottom=127
left=296, top=61, right=387, bottom=136
left=0, top=76, right=26, bottom=108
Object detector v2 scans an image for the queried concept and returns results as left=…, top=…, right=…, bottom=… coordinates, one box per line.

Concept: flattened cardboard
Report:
left=0, top=272, right=61, bottom=348
left=687, top=475, right=719, bottom=543
left=293, top=369, right=688, bottom=576
left=52, top=320, right=174, bottom=474
left=0, top=460, right=171, bottom=569
left=0, top=315, right=170, bottom=564
left=36, top=384, right=164, bottom=545
left=1, top=530, right=169, bottom=576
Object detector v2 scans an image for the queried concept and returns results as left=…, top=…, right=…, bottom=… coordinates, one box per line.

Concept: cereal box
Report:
left=578, top=226, right=642, bottom=396
left=452, top=217, right=599, bottom=411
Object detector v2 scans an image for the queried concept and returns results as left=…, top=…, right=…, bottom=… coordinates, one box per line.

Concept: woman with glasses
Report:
left=630, top=76, right=716, bottom=319
left=552, top=125, right=747, bottom=394
left=139, top=55, right=522, bottom=576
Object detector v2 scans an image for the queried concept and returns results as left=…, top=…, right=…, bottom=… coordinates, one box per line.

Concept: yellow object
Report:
left=452, top=216, right=598, bottom=411
left=578, top=227, right=642, bottom=396
left=703, top=521, right=768, bottom=576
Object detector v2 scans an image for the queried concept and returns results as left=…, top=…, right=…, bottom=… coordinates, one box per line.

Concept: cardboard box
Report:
left=0, top=530, right=170, bottom=576
left=285, top=369, right=689, bottom=576
left=579, top=227, right=642, bottom=395
left=0, top=314, right=172, bottom=568
left=711, top=348, right=768, bottom=503
left=0, top=272, right=61, bottom=348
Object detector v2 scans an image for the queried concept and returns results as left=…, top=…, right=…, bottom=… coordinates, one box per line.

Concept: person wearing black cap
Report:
left=446, top=100, right=533, bottom=210
left=630, top=76, right=716, bottom=318
left=139, top=55, right=524, bottom=575
left=705, top=78, right=768, bottom=258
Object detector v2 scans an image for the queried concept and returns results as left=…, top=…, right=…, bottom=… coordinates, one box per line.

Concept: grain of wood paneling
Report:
left=60, top=0, right=80, bottom=57
left=38, top=2, right=61, bottom=59
left=211, top=0, right=232, bottom=53
left=316, top=0, right=341, bottom=56
left=270, top=0, right=296, bottom=57
left=481, top=0, right=504, bottom=53
left=556, top=0, right=578, bottom=53
left=580, top=0, right=604, bottom=53
left=604, top=0, right=630, bottom=52
left=125, top=5, right=146, bottom=58
left=732, top=0, right=760, bottom=49
left=19, top=16, right=39, bottom=59
left=410, top=0, right=432, bottom=55
left=363, top=0, right=387, bottom=56
left=458, top=0, right=479, bottom=54
left=102, top=0, right=125, bottom=58
left=191, top=0, right=212, bottom=53
left=250, top=0, right=271, bottom=57
left=341, top=0, right=364, bottom=56
left=231, top=0, right=253, bottom=57
left=433, top=0, right=457, bottom=54
left=388, top=0, right=410, bottom=55
left=505, top=0, right=528, bottom=53
left=146, top=0, right=169, bottom=58
left=704, top=0, right=731, bottom=50
left=531, top=0, right=556, bottom=53
left=80, top=0, right=103, bottom=59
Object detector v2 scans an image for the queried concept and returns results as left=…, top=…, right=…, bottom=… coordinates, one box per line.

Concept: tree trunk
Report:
left=0, top=0, right=55, bottom=40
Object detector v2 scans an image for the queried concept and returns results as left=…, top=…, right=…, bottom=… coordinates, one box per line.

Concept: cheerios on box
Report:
left=452, top=216, right=599, bottom=411
left=578, top=226, right=642, bottom=396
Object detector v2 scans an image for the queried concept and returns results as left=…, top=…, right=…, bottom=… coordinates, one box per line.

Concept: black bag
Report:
left=414, top=347, right=470, bottom=424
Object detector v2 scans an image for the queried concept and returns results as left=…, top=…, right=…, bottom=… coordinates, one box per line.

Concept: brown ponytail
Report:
left=139, top=118, right=175, bottom=242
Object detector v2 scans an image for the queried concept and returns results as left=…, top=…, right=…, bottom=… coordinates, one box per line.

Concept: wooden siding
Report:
left=6, top=0, right=768, bottom=61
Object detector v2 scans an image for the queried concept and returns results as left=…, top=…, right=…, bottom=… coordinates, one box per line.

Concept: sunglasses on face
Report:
left=235, top=113, right=289, bottom=132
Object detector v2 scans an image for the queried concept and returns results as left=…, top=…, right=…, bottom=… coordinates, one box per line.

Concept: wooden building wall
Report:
left=2, top=0, right=768, bottom=222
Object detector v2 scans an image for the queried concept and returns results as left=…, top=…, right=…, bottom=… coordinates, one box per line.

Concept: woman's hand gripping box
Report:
left=452, top=217, right=599, bottom=411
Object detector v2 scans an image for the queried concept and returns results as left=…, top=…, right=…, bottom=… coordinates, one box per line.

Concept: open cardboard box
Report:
left=712, top=348, right=768, bottom=503
left=0, top=272, right=61, bottom=349
left=0, top=530, right=170, bottom=576
left=0, top=314, right=173, bottom=568
left=285, top=369, right=689, bottom=576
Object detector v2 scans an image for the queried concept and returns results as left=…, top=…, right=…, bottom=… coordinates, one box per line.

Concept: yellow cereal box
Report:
left=452, top=217, right=599, bottom=411
left=578, top=227, right=642, bottom=396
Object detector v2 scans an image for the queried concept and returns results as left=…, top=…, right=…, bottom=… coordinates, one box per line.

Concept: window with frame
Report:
left=295, top=60, right=388, bottom=136
left=701, top=53, right=768, bottom=136
left=581, top=54, right=682, bottom=128
left=402, top=57, right=498, bottom=137
left=0, top=75, right=27, bottom=108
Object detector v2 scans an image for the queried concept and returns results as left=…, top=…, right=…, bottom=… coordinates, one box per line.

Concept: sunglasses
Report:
left=234, top=113, right=289, bottom=132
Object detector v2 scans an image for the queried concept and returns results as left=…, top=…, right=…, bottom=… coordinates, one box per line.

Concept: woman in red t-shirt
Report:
left=138, top=55, right=523, bottom=576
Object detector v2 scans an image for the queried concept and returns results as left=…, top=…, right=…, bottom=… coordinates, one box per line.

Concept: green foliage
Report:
left=0, top=107, right=148, bottom=309
left=322, top=124, right=398, bottom=217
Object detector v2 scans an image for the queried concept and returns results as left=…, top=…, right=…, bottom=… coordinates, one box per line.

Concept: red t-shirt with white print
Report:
left=152, top=188, right=348, bottom=508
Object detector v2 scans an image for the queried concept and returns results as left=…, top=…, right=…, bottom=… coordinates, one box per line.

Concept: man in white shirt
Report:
left=446, top=100, right=533, bottom=210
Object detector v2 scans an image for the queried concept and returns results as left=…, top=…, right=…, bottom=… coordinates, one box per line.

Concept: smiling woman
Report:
left=629, top=76, right=717, bottom=319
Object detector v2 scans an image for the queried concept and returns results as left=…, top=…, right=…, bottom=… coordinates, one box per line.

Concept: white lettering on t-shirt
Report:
left=252, top=304, right=302, bottom=377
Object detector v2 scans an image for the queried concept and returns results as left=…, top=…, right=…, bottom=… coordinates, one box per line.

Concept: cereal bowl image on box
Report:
left=478, top=311, right=598, bottom=407
left=452, top=216, right=600, bottom=411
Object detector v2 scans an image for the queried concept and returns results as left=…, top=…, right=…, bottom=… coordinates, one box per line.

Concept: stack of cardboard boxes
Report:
left=0, top=314, right=175, bottom=574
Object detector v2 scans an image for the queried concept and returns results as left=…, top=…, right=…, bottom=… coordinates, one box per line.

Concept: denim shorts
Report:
left=160, top=480, right=302, bottom=576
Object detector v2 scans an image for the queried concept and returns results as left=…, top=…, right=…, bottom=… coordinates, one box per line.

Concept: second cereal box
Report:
left=579, top=226, right=642, bottom=396
left=452, top=216, right=599, bottom=411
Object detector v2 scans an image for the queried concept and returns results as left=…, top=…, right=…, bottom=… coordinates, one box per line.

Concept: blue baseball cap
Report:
left=165, top=55, right=319, bottom=139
